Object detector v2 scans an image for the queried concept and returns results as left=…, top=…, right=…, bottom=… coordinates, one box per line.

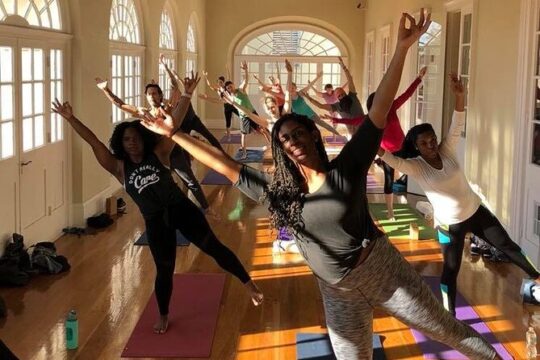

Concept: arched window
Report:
left=241, top=30, right=341, bottom=56
left=235, top=25, right=347, bottom=115
left=0, top=0, right=61, bottom=29
left=109, top=0, right=143, bottom=123
left=159, top=3, right=177, bottom=100
left=186, top=15, right=198, bottom=109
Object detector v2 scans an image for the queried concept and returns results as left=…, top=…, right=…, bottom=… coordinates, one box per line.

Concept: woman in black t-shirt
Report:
left=51, top=75, right=263, bottom=335
left=139, top=12, right=500, bottom=360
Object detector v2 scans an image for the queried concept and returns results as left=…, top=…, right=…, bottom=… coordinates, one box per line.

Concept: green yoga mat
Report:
left=369, top=203, right=437, bottom=240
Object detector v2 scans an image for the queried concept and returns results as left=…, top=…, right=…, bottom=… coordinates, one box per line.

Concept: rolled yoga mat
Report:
left=296, top=332, right=386, bottom=360
left=134, top=230, right=190, bottom=246
left=122, top=273, right=226, bottom=358
left=410, top=276, right=513, bottom=359
left=368, top=203, right=437, bottom=240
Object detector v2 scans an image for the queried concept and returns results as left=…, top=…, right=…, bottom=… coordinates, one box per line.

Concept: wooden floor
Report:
left=0, top=129, right=536, bottom=359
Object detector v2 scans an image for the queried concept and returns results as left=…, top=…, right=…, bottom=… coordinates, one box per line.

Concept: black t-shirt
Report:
left=123, top=153, right=185, bottom=219
left=235, top=117, right=384, bottom=284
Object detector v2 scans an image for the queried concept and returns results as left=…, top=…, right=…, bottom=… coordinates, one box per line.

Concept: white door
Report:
left=0, top=38, right=67, bottom=247
left=0, top=39, right=19, bottom=251
left=18, top=41, right=67, bottom=244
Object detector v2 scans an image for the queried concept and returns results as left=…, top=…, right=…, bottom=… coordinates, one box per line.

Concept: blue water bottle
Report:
left=65, top=310, right=78, bottom=350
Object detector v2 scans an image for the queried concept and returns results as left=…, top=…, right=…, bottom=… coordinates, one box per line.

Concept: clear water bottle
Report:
left=65, top=310, right=78, bottom=350
left=527, top=326, right=537, bottom=359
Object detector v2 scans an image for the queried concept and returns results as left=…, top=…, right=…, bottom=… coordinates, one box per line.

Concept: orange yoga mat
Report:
left=122, top=273, right=226, bottom=358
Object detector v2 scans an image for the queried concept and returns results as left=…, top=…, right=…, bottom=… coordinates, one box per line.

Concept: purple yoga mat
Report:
left=122, top=273, right=226, bottom=358
left=411, top=276, right=513, bottom=359
left=324, top=135, right=347, bottom=145
left=201, top=169, right=232, bottom=185
left=219, top=134, right=241, bottom=144
left=367, top=174, right=384, bottom=193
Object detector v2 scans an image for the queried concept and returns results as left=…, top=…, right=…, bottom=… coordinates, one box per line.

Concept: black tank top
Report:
left=123, top=153, right=185, bottom=219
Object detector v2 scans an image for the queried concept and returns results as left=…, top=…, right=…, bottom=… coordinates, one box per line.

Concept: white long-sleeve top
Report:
left=381, top=111, right=481, bottom=225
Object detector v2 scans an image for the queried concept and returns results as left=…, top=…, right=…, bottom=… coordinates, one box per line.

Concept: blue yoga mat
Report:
left=134, top=230, right=190, bottom=246
left=233, top=148, right=265, bottom=163
left=201, top=169, right=232, bottom=185
left=296, top=333, right=386, bottom=360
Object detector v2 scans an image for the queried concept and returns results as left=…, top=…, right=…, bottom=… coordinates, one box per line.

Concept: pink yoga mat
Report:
left=411, top=276, right=513, bottom=359
left=122, top=273, right=226, bottom=358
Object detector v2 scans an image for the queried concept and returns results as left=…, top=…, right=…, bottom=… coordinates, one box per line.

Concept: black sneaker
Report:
left=470, top=243, right=481, bottom=256
left=117, top=197, right=127, bottom=214
left=484, top=247, right=510, bottom=262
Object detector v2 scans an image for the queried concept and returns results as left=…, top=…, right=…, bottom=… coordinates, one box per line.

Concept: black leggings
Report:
left=145, top=199, right=251, bottom=315
left=224, top=104, right=238, bottom=129
left=437, top=204, right=540, bottom=315
left=382, top=160, right=395, bottom=194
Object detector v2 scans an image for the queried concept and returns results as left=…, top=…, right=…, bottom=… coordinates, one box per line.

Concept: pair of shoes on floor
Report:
left=272, top=239, right=300, bottom=254
left=470, top=242, right=490, bottom=256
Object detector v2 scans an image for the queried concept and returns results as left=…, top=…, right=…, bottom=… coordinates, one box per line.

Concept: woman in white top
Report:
left=379, top=74, right=540, bottom=316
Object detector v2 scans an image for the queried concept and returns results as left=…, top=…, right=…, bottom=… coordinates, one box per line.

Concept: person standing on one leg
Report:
left=141, top=11, right=501, bottom=359
left=53, top=74, right=263, bottom=335
left=379, top=73, right=540, bottom=316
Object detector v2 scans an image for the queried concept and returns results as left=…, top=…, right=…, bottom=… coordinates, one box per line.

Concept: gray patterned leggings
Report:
left=317, top=236, right=497, bottom=360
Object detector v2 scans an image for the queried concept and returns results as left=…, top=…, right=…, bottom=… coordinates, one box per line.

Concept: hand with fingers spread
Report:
left=240, top=61, right=248, bottom=71
left=180, top=71, right=201, bottom=95
left=397, top=8, right=432, bottom=50
left=95, top=78, right=108, bottom=90
left=140, top=109, right=175, bottom=137
left=159, top=53, right=166, bottom=66
left=52, top=98, right=74, bottom=120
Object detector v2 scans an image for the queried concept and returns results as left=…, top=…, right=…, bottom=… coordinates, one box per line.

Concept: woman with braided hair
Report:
left=139, top=11, right=500, bottom=360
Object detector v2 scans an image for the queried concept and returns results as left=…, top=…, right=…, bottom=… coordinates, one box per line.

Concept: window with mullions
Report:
left=186, top=17, right=198, bottom=109
left=159, top=4, right=176, bottom=100
left=533, top=4, right=540, bottom=166
left=0, top=46, right=14, bottom=159
left=0, top=0, right=61, bottom=29
left=241, top=30, right=341, bottom=56
left=109, top=0, right=142, bottom=123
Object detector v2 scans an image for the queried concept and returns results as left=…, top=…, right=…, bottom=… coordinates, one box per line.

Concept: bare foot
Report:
left=245, top=280, right=264, bottom=306
left=153, top=315, right=169, bottom=334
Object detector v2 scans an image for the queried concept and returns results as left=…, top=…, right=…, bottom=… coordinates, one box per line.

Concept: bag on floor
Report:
left=0, top=260, right=30, bottom=287
left=29, top=242, right=70, bottom=274
left=86, top=213, right=113, bottom=229
left=3, top=233, right=31, bottom=272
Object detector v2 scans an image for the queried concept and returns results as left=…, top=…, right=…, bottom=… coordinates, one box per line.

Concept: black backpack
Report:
left=0, top=234, right=31, bottom=287
left=29, top=242, right=70, bottom=274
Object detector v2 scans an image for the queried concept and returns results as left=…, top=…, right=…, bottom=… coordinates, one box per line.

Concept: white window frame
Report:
left=108, top=0, right=144, bottom=123
left=159, top=3, right=177, bottom=101
left=363, top=30, right=375, bottom=99
left=376, top=24, right=391, bottom=86
left=185, top=15, right=198, bottom=110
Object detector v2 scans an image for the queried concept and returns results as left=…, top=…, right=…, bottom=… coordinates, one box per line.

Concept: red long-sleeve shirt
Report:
left=331, top=77, right=422, bottom=152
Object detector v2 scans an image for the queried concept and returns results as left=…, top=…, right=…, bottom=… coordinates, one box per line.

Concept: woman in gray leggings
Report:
left=140, top=10, right=500, bottom=360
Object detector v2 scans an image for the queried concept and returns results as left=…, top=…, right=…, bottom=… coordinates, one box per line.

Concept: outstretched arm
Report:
left=393, top=66, right=426, bottom=110
left=95, top=78, right=140, bottom=117
left=338, top=57, right=356, bottom=94
left=282, top=59, right=293, bottom=114
left=302, top=91, right=333, bottom=111
left=300, top=71, right=323, bottom=93
left=441, top=73, right=466, bottom=151
left=141, top=112, right=242, bottom=183
left=202, top=70, right=219, bottom=92
left=369, top=11, right=431, bottom=129
left=239, top=61, right=249, bottom=92
left=199, top=93, right=224, bottom=104
left=222, top=92, right=269, bottom=129
left=253, top=74, right=271, bottom=91
left=308, top=82, right=325, bottom=98
left=52, top=99, right=122, bottom=181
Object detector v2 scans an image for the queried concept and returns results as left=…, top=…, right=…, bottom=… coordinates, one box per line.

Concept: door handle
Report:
left=20, top=161, right=32, bottom=166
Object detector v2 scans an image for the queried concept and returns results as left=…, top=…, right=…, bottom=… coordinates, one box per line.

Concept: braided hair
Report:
left=264, top=113, right=329, bottom=233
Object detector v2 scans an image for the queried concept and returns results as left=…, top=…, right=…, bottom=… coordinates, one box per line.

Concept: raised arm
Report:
left=199, top=93, right=224, bottom=104
left=338, top=57, right=356, bottom=94
left=222, top=92, right=269, bottom=129
left=239, top=61, right=249, bottom=93
left=302, top=91, right=333, bottom=111
left=369, top=11, right=431, bottom=129
left=95, top=78, right=140, bottom=117
left=253, top=73, right=271, bottom=91
left=282, top=59, right=293, bottom=114
left=202, top=70, right=219, bottom=92
left=441, top=73, right=466, bottom=151
left=308, top=82, right=325, bottom=98
left=393, top=66, right=426, bottom=110
left=300, top=71, right=323, bottom=93
left=379, top=149, right=420, bottom=176
left=160, top=54, right=180, bottom=90
left=52, top=99, right=122, bottom=181
left=141, top=112, right=242, bottom=183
